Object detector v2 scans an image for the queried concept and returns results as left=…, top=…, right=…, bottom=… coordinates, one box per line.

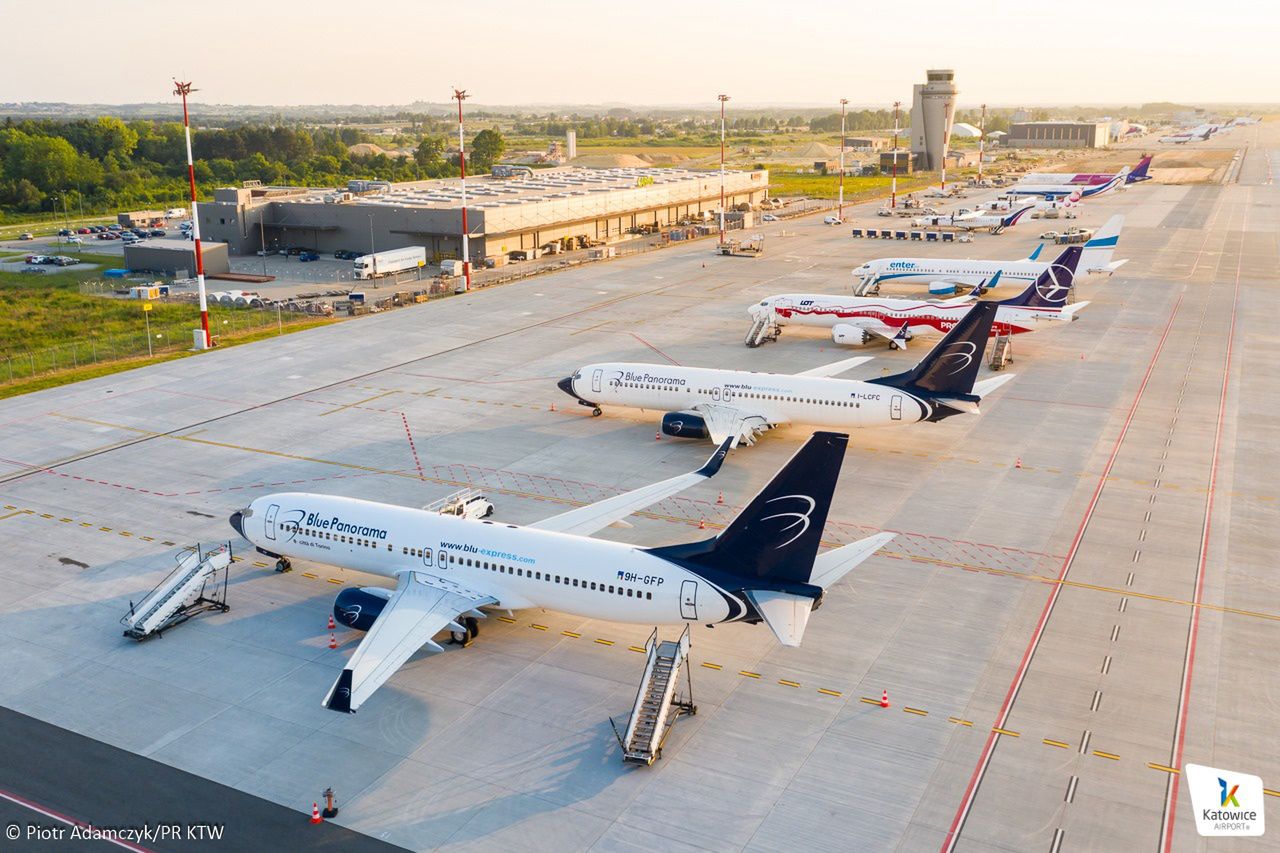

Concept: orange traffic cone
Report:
left=880, top=689, right=890, bottom=708
left=328, top=633, right=337, bottom=650
left=698, top=518, right=706, bottom=530
left=327, top=614, right=335, bottom=631
left=717, top=490, right=724, bottom=505
left=655, top=430, right=661, bottom=441
left=310, top=802, right=322, bottom=824
left=1014, top=457, right=1022, bottom=469
left=549, top=402, right=556, bottom=412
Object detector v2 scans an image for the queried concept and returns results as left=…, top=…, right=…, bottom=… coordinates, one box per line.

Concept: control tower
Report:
left=910, top=69, right=958, bottom=171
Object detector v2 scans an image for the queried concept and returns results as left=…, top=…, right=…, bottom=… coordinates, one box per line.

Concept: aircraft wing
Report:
left=527, top=437, right=733, bottom=537
left=691, top=403, right=779, bottom=447
left=795, top=354, right=874, bottom=378
left=323, top=570, right=496, bottom=713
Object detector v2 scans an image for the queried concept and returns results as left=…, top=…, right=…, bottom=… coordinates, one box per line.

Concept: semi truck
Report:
left=353, top=246, right=427, bottom=280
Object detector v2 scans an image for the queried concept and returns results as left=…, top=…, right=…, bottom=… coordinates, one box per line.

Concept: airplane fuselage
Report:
left=854, top=258, right=1046, bottom=289
left=564, top=362, right=949, bottom=430
left=236, top=493, right=743, bottom=625
left=752, top=293, right=1075, bottom=338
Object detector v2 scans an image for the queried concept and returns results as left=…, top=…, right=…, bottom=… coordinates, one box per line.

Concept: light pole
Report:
left=454, top=88, right=471, bottom=292
left=978, top=103, right=987, bottom=183
left=368, top=214, right=376, bottom=277
left=718, top=94, right=729, bottom=243
left=891, top=101, right=901, bottom=208
left=173, top=80, right=210, bottom=349
left=143, top=303, right=153, bottom=357
left=838, top=98, right=848, bottom=221
left=258, top=215, right=267, bottom=275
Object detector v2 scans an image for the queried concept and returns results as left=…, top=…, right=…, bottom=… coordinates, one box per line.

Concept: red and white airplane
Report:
left=749, top=247, right=1086, bottom=349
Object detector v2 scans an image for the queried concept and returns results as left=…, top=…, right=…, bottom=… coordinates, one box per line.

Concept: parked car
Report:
left=286, top=246, right=305, bottom=256
left=58, top=228, right=73, bottom=236
left=148, top=228, right=165, bottom=237
left=823, top=216, right=843, bottom=226
left=255, top=249, right=273, bottom=256
left=19, top=267, right=46, bottom=275
left=121, top=234, right=141, bottom=244
left=298, top=251, right=320, bottom=262
left=67, top=235, right=83, bottom=244
left=761, top=213, right=778, bottom=222
left=131, top=229, right=148, bottom=238
left=90, top=225, right=107, bottom=233
left=24, top=254, right=43, bottom=263
left=52, top=256, right=77, bottom=266
left=77, top=227, right=92, bottom=234
left=333, top=249, right=357, bottom=260
left=107, top=224, right=123, bottom=231
left=19, top=232, right=34, bottom=240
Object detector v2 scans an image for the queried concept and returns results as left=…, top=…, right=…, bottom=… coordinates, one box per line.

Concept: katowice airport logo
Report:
left=1186, top=763, right=1265, bottom=836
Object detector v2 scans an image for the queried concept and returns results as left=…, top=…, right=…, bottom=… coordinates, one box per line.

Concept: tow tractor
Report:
left=716, top=234, right=764, bottom=257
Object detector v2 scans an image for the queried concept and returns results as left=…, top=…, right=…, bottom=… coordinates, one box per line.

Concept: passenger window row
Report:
left=439, top=551, right=653, bottom=600
left=289, top=523, right=379, bottom=548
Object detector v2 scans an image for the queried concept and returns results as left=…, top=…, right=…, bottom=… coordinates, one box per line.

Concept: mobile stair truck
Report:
left=611, top=626, right=696, bottom=765
left=121, top=543, right=232, bottom=640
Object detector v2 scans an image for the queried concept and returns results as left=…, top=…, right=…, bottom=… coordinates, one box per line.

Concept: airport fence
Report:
left=0, top=303, right=320, bottom=387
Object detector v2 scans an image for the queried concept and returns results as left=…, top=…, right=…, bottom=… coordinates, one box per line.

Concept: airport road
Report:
left=0, top=126, right=1276, bottom=851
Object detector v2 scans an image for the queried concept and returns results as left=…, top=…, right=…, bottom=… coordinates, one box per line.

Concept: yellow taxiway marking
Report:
left=778, top=679, right=801, bottom=688
left=992, top=727, right=1020, bottom=737
left=530, top=624, right=548, bottom=631
left=949, top=717, right=973, bottom=726
left=593, top=638, right=614, bottom=646
left=903, top=707, right=928, bottom=717
left=860, top=697, right=884, bottom=706
left=317, top=390, right=398, bottom=417
left=1044, top=739, right=1071, bottom=749
left=561, top=630, right=581, bottom=639
left=628, top=645, right=646, bottom=653
left=301, top=572, right=319, bottom=579
left=325, top=578, right=343, bottom=585
left=818, top=688, right=842, bottom=698
left=1148, top=763, right=1179, bottom=774
left=1266, top=789, right=1280, bottom=798
left=496, top=616, right=517, bottom=624
left=739, top=670, right=762, bottom=679
left=701, top=662, right=722, bottom=670
left=0, top=510, right=25, bottom=521
left=1093, top=750, right=1121, bottom=761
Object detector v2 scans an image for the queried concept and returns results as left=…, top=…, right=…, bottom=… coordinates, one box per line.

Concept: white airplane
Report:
left=750, top=246, right=1086, bottom=349
left=1006, top=168, right=1129, bottom=201
left=1017, top=155, right=1153, bottom=187
left=852, top=214, right=1125, bottom=290
left=559, top=301, right=1013, bottom=446
left=230, top=434, right=896, bottom=712
left=1159, top=125, right=1216, bottom=144
left=910, top=204, right=1038, bottom=233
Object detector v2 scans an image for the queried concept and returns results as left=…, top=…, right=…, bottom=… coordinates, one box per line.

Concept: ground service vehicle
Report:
left=353, top=246, right=427, bottom=280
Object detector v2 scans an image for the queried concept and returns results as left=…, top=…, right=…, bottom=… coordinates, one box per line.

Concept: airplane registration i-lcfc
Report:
left=558, top=300, right=1013, bottom=446
left=229, top=434, right=895, bottom=713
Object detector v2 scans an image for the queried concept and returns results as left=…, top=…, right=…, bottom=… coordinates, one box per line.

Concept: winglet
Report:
left=324, top=668, right=355, bottom=714
left=697, top=437, right=734, bottom=477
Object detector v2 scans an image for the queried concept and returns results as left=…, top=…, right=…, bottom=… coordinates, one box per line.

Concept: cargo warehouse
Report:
left=1006, top=121, right=1111, bottom=149
left=198, top=167, right=769, bottom=262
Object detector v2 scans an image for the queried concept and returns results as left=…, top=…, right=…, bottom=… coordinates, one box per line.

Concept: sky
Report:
left=2, top=0, right=1276, bottom=107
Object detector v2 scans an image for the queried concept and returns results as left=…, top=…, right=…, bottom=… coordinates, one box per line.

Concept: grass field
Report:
left=763, top=167, right=940, bottom=200
left=0, top=252, right=335, bottom=396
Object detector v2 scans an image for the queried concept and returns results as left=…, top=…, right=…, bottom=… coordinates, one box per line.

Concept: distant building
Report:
left=124, top=238, right=230, bottom=277
left=566, top=129, right=577, bottom=160
left=910, top=69, right=958, bottom=170
left=198, top=167, right=769, bottom=261
left=879, top=150, right=914, bottom=174
left=1007, top=121, right=1110, bottom=149
left=950, top=122, right=983, bottom=139
left=847, top=137, right=887, bottom=151
left=118, top=210, right=167, bottom=227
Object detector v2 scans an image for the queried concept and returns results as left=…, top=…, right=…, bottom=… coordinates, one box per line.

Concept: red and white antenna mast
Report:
left=454, top=88, right=471, bottom=293
left=173, top=80, right=210, bottom=349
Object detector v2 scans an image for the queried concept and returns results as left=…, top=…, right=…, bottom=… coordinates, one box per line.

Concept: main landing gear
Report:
left=274, top=557, right=292, bottom=573
left=592, top=406, right=602, bottom=417
left=450, top=616, right=480, bottom=646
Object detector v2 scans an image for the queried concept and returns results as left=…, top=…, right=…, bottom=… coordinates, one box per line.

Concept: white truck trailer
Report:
left=353, top=246, right=427, bottom=280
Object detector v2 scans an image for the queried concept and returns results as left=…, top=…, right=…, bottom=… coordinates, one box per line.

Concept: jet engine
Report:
left=333, top=587, right=393, bottom=631
left=660, top=411, right=710, bottom=439
left=831, top=324, right=875, bottom=346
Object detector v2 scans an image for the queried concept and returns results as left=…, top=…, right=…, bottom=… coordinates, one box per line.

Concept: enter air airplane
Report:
left=230, top=434, right=895, bottom=712
left=853, top=214, right=1124, bottom=291
left=559, top=301, right=1012, bottom=446
left=750, top=246, right=1084, bottom=349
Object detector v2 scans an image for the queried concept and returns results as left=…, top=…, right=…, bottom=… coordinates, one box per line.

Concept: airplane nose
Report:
left=229, top=510, right=246, bottom=538
left=557, top=376, right=576, bottom=398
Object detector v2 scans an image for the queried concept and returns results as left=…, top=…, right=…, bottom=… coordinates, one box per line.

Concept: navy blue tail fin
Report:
left=646, top=432, right=848, bottom=586
left=998, top=246, right=1081, bottom=309
left=1127, top=155, right=1152, bottom=183
left=870, top=301, right=999, bottom=397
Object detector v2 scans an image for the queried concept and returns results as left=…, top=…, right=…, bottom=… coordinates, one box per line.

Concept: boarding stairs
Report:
left=611, top=626, right=695, bottom=765
left=989, top=333, right=1013, bottom=371
left=852, top=276, right=879, bottom=297
left=745, top=314, right=778, bottom=348
left=121, top=543, right=231, bottom=640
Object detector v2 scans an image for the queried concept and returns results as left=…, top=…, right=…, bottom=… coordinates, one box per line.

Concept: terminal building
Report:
left=124, top=238, right=230, bottom=277
left=197, top=167, right=769, bottom=261
left=1006, top=121, right=1110, bottom=149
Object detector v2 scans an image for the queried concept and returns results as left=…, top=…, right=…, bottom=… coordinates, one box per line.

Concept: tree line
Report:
left=0, top=117, right=505, bottom=216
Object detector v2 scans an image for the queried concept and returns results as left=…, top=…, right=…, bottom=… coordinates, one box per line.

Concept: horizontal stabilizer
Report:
left=797, top=354, right=873, bottom=378
left=746, top=590, right=814, bottom=647
left=972, top=374, right=1016, bottom=399
left=809, top=532, right=897, bottom=590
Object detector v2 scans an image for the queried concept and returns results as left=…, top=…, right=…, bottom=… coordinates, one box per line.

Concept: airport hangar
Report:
left=199, top=166, right=769, bottom=262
